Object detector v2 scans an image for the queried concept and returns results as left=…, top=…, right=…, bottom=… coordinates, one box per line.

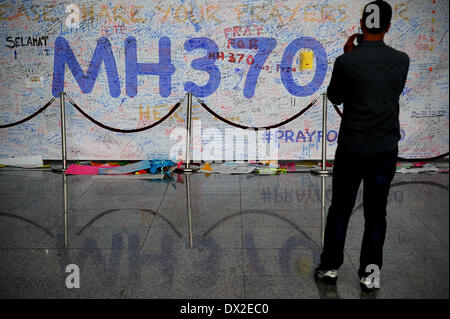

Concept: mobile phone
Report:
left=356, top=27, right=364, bottom=45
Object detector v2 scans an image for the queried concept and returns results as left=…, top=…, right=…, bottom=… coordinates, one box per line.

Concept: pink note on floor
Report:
left=65, top=164, right=113, bottom=175
left=280, top=163, right=296, bottom=172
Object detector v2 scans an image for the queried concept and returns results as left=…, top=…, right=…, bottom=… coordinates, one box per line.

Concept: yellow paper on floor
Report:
left=201, top=162, right=213, bottom=171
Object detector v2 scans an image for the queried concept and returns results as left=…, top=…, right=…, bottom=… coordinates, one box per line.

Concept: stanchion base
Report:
left=51, top=163, right=67, bottom=174
left=51, top=168, right=67, bottom=174
left=311, top=169, right=333, bottom=176
left=178, top=166, right=199, bottom=173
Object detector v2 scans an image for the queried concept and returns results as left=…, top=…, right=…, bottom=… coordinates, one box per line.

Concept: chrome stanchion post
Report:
left=53, top=92, right=68, bottom=173
left=179, top=93, right=196, bottom=246
left=312, top=93, right=332, bottom=175
left=63, top=173, right=68, bottom=247
left=320, top=175, right=326, bottom=248
left=60, top=92, right=68, bottom=172
left=55, top=92, right=68, bottom=246
left=180, top=92, right=198, bottom=173
left=186, top=173, right=194, bottom=248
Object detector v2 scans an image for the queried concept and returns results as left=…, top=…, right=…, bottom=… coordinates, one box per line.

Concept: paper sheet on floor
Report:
left=92, top=174, right=165, bottom=180
left=198, top=162, right=256, bottom=174
left=98, top=160, right=151, bottom=175
left=0, top=155, right=43, bottom=168
left=396, top=163, right=449, bottom=174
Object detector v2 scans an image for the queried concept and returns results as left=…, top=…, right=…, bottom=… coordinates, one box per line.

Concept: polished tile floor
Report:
left=0, top=166, right=448, bottom=298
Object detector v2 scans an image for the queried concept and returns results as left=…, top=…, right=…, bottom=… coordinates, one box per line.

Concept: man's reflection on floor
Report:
left=314, top=280, right=340, bottom=299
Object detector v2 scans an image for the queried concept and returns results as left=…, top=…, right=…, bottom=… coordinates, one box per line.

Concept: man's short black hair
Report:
left=362, top=0, right=392, bottom=34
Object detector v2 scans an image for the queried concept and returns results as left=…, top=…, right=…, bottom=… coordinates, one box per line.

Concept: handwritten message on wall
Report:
left=0, top=0, right=448, bottom=160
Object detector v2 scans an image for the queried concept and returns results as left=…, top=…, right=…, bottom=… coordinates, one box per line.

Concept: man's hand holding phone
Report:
left=344, top=34, right=359, bottom=53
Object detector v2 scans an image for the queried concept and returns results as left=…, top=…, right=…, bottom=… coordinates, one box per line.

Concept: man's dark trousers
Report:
left=319, top=146, right=398, bottom=276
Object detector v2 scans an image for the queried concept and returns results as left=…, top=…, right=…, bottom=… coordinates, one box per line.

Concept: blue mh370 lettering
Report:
left=52, top=36, right=327, bottom=99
